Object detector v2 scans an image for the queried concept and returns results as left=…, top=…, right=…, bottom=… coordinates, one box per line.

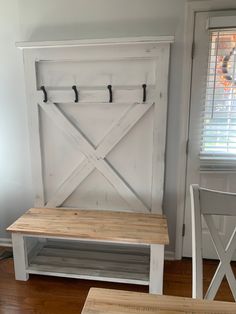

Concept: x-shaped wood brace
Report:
left=39, top=102, right=153, bottom=212
left=204, top=215, right=236, bottom=301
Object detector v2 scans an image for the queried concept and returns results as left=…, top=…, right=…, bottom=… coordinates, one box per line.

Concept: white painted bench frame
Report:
left=190, top=184, right=236, bottom=300
left=12, top=233, right=164, bottom=294
left=13, top=37, right=173, bottom=294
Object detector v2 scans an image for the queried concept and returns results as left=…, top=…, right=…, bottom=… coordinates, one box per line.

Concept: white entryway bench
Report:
left=7, top=207, right=169, bottom=294
left=11, top=37, right=172, bottom=294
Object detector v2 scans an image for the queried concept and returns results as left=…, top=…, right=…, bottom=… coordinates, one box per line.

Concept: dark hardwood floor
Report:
left=0, top=247, right=235, bottom=313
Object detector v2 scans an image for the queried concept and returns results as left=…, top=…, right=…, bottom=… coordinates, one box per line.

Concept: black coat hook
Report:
left=107, top=85, right=113, bottom=103
left=41, top=86, right=48, bottom=103
left=72, top=85, right=79, bottom=103
left=142, top=84, right=147, bottom=103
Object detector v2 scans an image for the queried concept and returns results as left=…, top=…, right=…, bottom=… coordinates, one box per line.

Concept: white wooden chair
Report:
left=190, top=184, right=236, bottom=301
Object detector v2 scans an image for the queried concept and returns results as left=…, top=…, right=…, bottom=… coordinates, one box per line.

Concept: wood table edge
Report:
left=82, top=288, right=236, bottom=313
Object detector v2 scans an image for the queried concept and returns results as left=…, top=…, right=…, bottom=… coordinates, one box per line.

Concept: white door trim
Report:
left=175, top=0, right=236, bottom=260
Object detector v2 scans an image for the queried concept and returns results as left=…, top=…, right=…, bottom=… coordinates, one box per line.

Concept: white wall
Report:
left=0, top=1, right=33, bottom=244
left=0, top=0, right=186, bottom=252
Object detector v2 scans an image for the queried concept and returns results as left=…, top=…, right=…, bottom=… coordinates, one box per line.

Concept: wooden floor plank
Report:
left=0, top=249, right=235, bottom=314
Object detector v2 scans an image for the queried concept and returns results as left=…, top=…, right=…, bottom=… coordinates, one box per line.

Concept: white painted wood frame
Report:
left=20, top=38, right=172, bottom=214
left=11, top=233, right=166, bottom=293
left=12, top=233, right=29, bottom=281
left=149, top=244, right=164, bottom=294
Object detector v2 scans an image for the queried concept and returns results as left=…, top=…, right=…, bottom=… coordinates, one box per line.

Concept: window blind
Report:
left=201, top=29, right=236, bottom=160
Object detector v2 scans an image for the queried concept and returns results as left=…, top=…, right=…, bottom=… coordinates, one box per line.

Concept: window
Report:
left=201, top=29, right=236, bottom=160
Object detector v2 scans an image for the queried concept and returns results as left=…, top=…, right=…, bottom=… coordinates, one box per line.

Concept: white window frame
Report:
left=199, top=23, right=236, bottom=169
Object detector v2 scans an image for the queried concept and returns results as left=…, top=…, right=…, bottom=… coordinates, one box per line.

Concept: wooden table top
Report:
left=82, top=288, right=236, bottom=314
left=7, top=208, right=169, bottom=245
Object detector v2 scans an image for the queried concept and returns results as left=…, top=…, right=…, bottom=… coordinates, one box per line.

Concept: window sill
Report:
left=200, top=155, right=236, bottom=172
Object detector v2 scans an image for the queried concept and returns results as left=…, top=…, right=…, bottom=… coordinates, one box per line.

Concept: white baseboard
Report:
left=164, top=250, right=175, bottom=260
left=0, top=238, right=12, bottom=247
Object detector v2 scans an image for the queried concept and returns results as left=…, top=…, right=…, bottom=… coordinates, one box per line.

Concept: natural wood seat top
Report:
left=7, top=208, right=169, bottom=245
left=82, top=288, right=236, bottom=314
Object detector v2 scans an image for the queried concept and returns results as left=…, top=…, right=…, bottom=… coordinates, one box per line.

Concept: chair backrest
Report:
left=190, top=184, right=236, bottom=301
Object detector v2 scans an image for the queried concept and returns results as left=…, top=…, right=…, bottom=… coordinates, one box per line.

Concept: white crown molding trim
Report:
left=16, top=36, right=174, bottom=49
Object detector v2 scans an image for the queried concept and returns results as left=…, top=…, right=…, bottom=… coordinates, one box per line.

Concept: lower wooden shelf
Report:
left=26, top=239, right=150, bottom=285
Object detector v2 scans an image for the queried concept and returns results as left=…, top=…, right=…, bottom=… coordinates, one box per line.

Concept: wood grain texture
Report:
left=82, top=288, right=236, bottom=314
left=7, top=208, right=169, bottom=245
left=26, top=240, right=150, bottom=285
left=0, top=256, right=235, bottom=314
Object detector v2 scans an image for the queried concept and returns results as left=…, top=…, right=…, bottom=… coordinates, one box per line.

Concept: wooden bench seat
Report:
left=82, top=288, right=236, bottom=314
left=7, top=208, right=169, bottom=294
left=7, top=207, right=169, bottom=245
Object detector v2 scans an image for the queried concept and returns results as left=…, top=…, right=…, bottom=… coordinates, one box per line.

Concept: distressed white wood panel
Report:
left=31, top=43, right=166, bottom=63
left=47, top=160, right=94, bottom=209
left=21, top=39, right=171, bottom=214
left=40, top=102, right=150, bottom=211
left=107, top=107, right=153, bottom=209
left=36, top=59, right=156, bottom=88
left=39, top=106, right=84, bottom=203
left=24, top=51, right=45, bottom=207
left=151, top=46, right=170, bottom=213
left=63, top=169, right=131, bottom=210
left=58, top=102, right=135, bottom=147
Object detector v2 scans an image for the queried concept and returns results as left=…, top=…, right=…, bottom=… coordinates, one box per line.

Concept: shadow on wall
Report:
left=27, top=18, right=178, bottom=41
left=0, top=180, right=33, bottom=239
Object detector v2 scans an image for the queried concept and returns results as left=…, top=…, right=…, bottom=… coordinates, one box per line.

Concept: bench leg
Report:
left=149, top=244, right=164, bottom=294
left=12, top=233, right=29, bottom=281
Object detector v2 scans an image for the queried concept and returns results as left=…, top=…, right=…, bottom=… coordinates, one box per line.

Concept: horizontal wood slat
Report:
left=7, top=208, right=169, bottom=245
left=82, top=288, right=236, bottom=314
left=26, top=240, right=150, bottom=284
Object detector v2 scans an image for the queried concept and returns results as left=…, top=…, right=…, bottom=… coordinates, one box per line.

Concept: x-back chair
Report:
left=190, top=184, right=236, bottom=301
